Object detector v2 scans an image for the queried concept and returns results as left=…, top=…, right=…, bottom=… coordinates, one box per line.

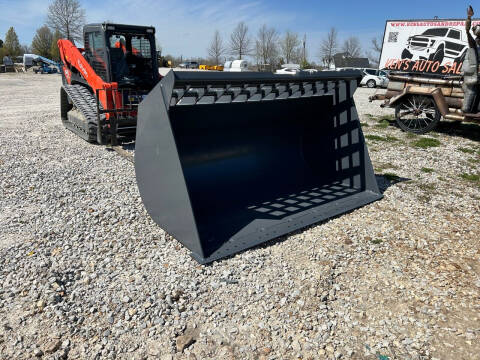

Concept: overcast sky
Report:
left=0, top=0, right=475, bottom=61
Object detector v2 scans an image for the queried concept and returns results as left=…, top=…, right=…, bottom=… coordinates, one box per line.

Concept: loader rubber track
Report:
left=62, top=84, right=104, bottom=143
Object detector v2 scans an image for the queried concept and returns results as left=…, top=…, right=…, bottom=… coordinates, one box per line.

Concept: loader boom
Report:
left=58, top=38, right=118, bottom=112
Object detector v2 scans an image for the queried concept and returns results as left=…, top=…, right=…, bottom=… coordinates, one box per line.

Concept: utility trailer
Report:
left=370, top=72, right=480, bottom=134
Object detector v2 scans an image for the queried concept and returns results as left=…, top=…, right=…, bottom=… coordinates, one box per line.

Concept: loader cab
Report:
left=83, top=23, right=160, bottom=88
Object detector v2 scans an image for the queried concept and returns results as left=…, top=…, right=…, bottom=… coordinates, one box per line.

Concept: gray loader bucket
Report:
left=135, top=70, right=382, bottom=264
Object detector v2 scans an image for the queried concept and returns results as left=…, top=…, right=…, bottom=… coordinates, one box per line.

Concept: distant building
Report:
left=333, top=53, right=370, bottom=69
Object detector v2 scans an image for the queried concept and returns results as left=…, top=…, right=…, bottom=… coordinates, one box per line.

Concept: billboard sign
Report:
left=379, top=19, right=480, bottom=75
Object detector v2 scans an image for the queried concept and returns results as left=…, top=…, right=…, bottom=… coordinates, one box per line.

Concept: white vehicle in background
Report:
left=275, top=68, right=302, bottom=75
left=223, top=59, right=249, bottom=72
left=275, top=63, right=301, bottom=75
left=359, top=68, right=389, bottom=88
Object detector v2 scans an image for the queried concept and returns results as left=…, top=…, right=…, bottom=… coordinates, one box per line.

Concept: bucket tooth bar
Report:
left=135, top=70, right=382, bottom=264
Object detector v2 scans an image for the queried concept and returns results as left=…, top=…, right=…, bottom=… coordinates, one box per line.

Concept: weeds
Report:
left=460, top=173, right=480, bottom=182
left=406, top=132, right=418, bottom=138
left=420, top=167, right=434, bottom=173
left=413, top=138, right=441, bottom=148
left=375, top=120, right=389, bottom=129
left=458, top=147, right=475, bottom=154
left=417, top=194, right=431, bottom=203
left=376, top=162, right=399, bottom=172
left=419, top=183, right=436, bottom=191
left=365, top=134, right=399, bottom=142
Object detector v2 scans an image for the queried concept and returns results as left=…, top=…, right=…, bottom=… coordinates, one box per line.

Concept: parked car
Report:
left=359, top=68, right=388, bottom=88
left=178, top=61, right=199, bottom=69
left=401, top=27, right=467, bottom=64
left=275, top=67, right=302, bottom=75
left=275, top=63, right=301, bottom=75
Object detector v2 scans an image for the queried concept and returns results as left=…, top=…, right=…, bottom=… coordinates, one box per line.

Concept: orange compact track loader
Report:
left=58, top=23, right=159, bottom=144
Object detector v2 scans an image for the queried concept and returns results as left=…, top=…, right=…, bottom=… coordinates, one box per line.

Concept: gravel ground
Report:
left=1, top=72, right=479, bottom=360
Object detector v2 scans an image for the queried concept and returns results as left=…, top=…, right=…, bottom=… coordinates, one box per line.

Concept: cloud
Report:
left=0, top=0, right=382, bottom=62
left=84, top=0, right=298, bottom=57
left=0, top=0, right=47, bottom=43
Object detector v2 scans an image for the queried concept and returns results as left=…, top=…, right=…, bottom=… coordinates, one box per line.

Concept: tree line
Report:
left=205, top=23, right=309, bottom=70
left=205, top=23, right=382, bottom=69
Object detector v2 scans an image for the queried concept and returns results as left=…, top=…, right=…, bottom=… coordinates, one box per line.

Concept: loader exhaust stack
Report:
left=135, top=70, right=382, bottom=263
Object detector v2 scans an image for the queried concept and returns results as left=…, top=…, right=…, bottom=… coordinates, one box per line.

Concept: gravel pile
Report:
left=1, top=73, right=479, bottom=359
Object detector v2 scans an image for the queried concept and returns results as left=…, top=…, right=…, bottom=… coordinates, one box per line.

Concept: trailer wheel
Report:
left=395, top=95, right=441, bottom=134
left=366, top=79, right=376, bottom=88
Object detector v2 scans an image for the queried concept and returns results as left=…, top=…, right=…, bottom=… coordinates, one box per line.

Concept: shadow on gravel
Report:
left=194, top=173, right=405, bottom=265
left=369, top=115, right=480, bottom=142
left=375, top=174, right=410, bottom=194
left=433, top=121, right=480, bottom=142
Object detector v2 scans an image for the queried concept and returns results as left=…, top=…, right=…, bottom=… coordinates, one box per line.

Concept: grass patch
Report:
left=458, top=147, right=475, bottom=154
left=460, top=173, right=480, bottom=182
left=419, top=183, right=436, bottom=191
left=385, top=135, right=399, bottom=142
left=406, top=132, right=418, bottom=139
left=365, top=134, right=385, bottom=141
left=417, top=194, right=431, bottom=203
left=376, top=162, right=399, bottom=172
left=360, top=122, right=369, bottom=127
left=413, top=137, right=441, bottom=148
left=371, top=239, right=383, bottom=245
left=468, top=158, right=480, bottom=164
left=420, top=167, right=434, bottom=173
left=365, top=134, right=399, bottom=142
left=381, top=114, right=395, bottom=121
left=375, top=120, right=390, bottom=129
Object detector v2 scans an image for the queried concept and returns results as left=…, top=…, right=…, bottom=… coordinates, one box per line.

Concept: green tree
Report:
left=0, top=39, right=3, bottom=48
left=32, top=25, right=53, bottom=58
left=50, top=29, right=62, bottom=61
left=4, top=27, right=21, bottom=56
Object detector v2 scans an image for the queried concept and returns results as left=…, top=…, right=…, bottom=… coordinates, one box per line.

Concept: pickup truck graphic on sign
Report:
left=401, top=27, right=467, bottom=65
